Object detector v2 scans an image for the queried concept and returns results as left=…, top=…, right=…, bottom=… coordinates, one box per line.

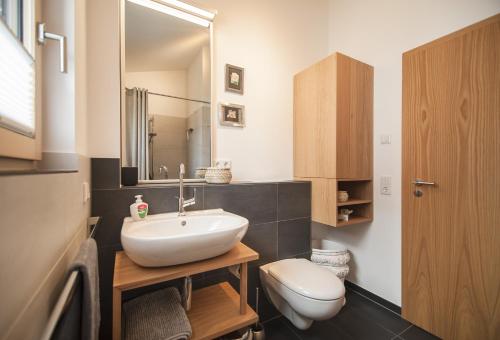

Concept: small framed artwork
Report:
left=225, top=64, right=244, bottom=94
left=219, top=103, right=245, bottom=127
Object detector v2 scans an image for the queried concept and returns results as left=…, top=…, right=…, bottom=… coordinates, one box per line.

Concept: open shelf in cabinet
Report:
left=335, top=179, right=373, bottom=227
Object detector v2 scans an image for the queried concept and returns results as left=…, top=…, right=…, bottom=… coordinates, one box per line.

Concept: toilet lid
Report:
left=268, top=259, right=344, bottom=301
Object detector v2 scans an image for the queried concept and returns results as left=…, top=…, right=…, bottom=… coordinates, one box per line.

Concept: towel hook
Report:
left=37, top=22, right=67, bottom=73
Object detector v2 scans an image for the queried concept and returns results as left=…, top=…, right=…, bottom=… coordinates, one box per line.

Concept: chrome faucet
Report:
left=178, top=163, right=195, bottom=216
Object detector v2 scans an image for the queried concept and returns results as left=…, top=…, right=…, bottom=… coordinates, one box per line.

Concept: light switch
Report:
left=82, top=182, right=91, bottom=203
left=381, top=134, right=392, bottom=144
left=381, top=176, right=392, bottom=195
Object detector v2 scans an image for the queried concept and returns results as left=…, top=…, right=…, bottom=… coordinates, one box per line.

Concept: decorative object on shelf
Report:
left=219, top=103, right=245, bottom=127
left=195, top=167, right=207, bottom=179
left=338, top=190, right=349, bottom=202
left=205, top=167, right=232, bottom=184
left=225, top=64, right=244, bottom=94
left=311, top=239, right=350, bottom=283
left=338, top=208, right=353, bottom=222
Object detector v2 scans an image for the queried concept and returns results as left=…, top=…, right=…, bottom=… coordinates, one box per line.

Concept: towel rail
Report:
left=40, top=271, right=79, bottom=340
left=40, top=216, right=100, bottom=340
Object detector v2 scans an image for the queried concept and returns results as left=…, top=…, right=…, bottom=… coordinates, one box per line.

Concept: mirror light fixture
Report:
left=127, top=0, right=215, bottom=27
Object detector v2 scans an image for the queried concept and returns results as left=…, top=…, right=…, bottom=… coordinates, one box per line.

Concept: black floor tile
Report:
left=327, top=300, right=397, bottom=340
left=399, top=325, right=441, bottom=340
left=283, top=318, right=355, bottom=340
left=346, top=290, right=411, bottom=334
left=264, top=318, right=301, bottom=340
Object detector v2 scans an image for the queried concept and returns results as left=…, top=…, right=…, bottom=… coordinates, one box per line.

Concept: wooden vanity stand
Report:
left=112, top=242, right=259, bottom=340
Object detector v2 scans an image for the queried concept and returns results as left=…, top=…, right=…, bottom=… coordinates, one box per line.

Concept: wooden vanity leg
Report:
left=113, top=287, right=122, bottom=340
left=240, top=262, right=248, bottom=314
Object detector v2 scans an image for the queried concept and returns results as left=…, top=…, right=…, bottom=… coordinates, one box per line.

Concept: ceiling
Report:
left=125, top=1, right=210, bottom=72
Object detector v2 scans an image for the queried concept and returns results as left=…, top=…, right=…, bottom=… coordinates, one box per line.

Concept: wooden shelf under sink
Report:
left=188, top=282, right=258, bottom=340
left=112, top=243, right=259, bottom=340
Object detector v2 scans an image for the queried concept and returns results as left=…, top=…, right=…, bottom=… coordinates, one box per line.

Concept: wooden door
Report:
left=402, top=14, right=500, bottom=340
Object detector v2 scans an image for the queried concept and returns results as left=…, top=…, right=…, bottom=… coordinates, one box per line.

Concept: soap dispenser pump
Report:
left=130, top=195, right=148, bottom=221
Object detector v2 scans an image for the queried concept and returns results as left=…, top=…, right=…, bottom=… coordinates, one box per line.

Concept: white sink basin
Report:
left=121, top=209, right=249, bottom=267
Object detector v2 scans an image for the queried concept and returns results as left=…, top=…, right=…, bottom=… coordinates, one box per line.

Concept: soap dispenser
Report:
left=130, top=195, right=148, bottom=221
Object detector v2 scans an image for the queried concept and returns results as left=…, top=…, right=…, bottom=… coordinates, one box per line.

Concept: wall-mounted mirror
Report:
left=120, top=0, right=213, bottom=182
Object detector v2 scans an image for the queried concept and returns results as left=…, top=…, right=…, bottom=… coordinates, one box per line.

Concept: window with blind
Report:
left=0, top=0, right=40, bottom=160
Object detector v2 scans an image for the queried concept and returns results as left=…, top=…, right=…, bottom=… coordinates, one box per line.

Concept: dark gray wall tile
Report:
left=242, top=222, right=278, bottom=267
left=97, top=245, right=121, bottom=340
left=278, top=182, right=311, bottom=221
left=204, top=184, right=277, bottom=224
left=227, top=264, right=280, bottom=323
left=278, top=218, right=311, bottom=259
left=91, top=158, right=120, bottom=189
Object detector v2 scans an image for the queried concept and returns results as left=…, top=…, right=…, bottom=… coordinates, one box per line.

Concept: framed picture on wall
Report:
left=225, top=64, right=244, bottom=94
left=219, top=103, right=245, bottom=127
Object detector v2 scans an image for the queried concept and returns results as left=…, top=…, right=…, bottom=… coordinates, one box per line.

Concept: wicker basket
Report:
left=195, top=167, right=207, bottom=179
left=205, top=167, right=232, bottom=184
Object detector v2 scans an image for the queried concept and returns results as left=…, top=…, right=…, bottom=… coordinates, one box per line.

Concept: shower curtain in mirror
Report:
left=125, top=88, right=149, bottom=180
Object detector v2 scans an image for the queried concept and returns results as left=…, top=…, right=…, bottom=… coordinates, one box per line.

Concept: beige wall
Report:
left=0, top=0, right=91, bottom=339
left=0, top=158, right=91, bottom=340
left=314, top=0, right=500, bottom=306
left=86, top=0, right=121, bottom=158
left=86, top=0, right=331, bottom=180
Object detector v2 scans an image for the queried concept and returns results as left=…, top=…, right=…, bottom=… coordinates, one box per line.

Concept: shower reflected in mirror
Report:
left=121, top=0, right=212, bottom=181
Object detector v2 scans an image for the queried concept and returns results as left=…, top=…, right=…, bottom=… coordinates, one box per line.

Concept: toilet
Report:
left=260, top=258, right=345, bottom=330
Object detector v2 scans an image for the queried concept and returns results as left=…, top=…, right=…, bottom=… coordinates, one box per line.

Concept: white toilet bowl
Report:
left=259, top=258, right=345, bottom=330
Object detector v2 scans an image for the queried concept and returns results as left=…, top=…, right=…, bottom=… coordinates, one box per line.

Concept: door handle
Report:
left=413, top=179, right=436, bottom=186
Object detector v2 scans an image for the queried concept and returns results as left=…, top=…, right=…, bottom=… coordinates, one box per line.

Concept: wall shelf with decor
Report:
left=335, top=180, right=373, bottom=227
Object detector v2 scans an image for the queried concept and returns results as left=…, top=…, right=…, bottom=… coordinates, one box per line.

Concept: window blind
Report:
left=0, top=19, right=35, bottom=137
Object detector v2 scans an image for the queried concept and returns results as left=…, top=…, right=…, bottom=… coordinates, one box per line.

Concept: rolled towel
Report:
left=319, top=264, right=350, bottom=280
left=311, top=252, right=350, bottom=266
left=124, top=287, right=192, bottom=340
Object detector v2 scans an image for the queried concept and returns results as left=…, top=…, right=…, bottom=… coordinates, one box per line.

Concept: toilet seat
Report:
left=267, top=258, right=344, bottom=301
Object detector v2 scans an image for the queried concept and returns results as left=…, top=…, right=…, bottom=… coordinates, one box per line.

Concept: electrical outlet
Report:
left=381, top=134, right=392, bottom=144
left=380, top=176, right=392, bottom=195
left=216, top=159, right=232, bottom=169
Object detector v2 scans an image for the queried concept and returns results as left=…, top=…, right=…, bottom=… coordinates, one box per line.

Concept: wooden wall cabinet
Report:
left=294, top=52, right=373, bottom=227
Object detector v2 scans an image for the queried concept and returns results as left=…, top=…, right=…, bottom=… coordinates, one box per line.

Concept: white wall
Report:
left=204, top=0, right=330, bottom=180
left=86, top=0, right=331, bottom=180
left=316, top=0, right=500, bottom=305
left=125, top=70, right=188, bottom=117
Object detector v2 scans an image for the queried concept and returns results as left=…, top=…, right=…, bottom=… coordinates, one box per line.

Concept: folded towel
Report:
left=69, top=238, right=100, bottom=340
left=124, top=287, right=192, bottom=340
